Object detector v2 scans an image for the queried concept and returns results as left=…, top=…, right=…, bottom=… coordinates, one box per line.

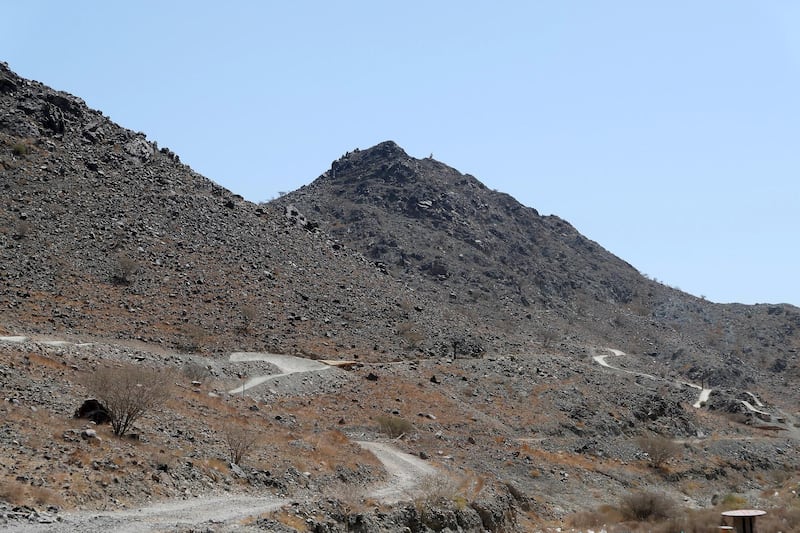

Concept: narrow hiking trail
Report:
left=591, top=348, right=788, bottom=421
left=592, top=348, right=711, bottom=409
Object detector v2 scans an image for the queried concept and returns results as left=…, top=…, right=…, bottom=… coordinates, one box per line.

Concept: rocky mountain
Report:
left=2, top=63, right=800, bottom=532
left=279, top=141, right=800, bottom=387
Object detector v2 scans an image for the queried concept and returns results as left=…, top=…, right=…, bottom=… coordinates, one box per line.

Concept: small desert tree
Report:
left=637, top=434, right=681, bottom=469
left=239, top=304, right=259, bottom=333
left=84, top=366, right=171, bottom=436
left=223, top=422, right=258, bottom=465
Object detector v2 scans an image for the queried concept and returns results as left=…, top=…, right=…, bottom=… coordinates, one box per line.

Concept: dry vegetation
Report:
left=83, top=364, right=172, bottom=436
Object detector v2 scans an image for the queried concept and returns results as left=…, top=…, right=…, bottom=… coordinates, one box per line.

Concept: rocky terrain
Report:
left=1, top=62, right=800, bottom=532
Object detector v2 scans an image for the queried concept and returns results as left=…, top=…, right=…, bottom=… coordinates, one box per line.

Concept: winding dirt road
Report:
left=226, top=351, right=331, bottom=393
left=2, top=332, right=442, bottom=530
left=356, top=441, right=438, bottom=503
left=592, top=348, right=711, bottom=408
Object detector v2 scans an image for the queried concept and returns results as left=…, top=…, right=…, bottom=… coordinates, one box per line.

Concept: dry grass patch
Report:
left=0, top=479, right=64, bottom=508
left=524, top=447, right=606, bottom=471
left=304, top=430, right=376, bottom=472
left=375, top=414, right=413, bottom=438
left=274, top=510, right=310, bottom=531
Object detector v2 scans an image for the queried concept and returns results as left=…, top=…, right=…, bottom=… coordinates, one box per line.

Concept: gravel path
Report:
left=227, top=352, right=332, bottom=393
left=356, top=441, right=438, bottom=503
left=3, top=494, right=289, bottom=533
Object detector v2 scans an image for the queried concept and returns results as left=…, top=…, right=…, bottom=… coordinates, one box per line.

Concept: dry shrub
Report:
left=178, top=324, right=208, bottom=353
left=652, top=508, right=720, bottom=533
left=181, top=361, right=210, bottom=383
left=758, top=507, right=800, bottom=533
left=636, top=434, right=681, bottom=469
left=29, top=486, right=64, bottom=507
left=718, top=493, right=748, bottom=509
left=305, top=430, right=361, bottom=471
left=397, top=321, right=425, bottom=349
left=113, top=254, right=138, bottom=284
left=0, top=481, right=63, bottom=508
left=412, top=475, right=460, bottom=505
left=83, top=365, right=172, bottom=436
left=198, top=457, right=230, bottom=481
left=569, top=505, right=622, bottom=529
left=223, top=422, right=258, bottom=465
left=0, top=479, right=27, bottom=505
left=619, top=490, right=674, bottom=522
left=375, top=415, right=413, bottom=438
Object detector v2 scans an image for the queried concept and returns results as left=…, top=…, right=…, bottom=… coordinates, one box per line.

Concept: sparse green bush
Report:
left=11, top=142, right=28, bottom=157
left=376, top=415, right=413, bottom=438
left=718, top=493, right=747, bottom=509
left=239, top=304, right=259, bottom=333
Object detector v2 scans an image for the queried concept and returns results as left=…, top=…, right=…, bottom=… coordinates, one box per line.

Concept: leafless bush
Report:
left=397, top=321, right=424, bottom=349
left=619, top=490, right=674, bottom=522
left=757, top=506, right=800, bottom=533
left=376, top=415, right=413, bottom=438
left=178, top=324, right=208, bottom=353
left=83, top=365, right=171, bottom=436
left=637, top=434, right=681, bottom=469
left=223, top=423, right=258, bottom=465
left=411, top=475, right=460, bottom=505
left=12, top=220, right=32, bottom=240
left=182, top=361, right=210, bottom=383
left=541, top=329, right=559, bottom=349
left=113, top=254, right=139, bottom=284
left=239, top=304, right=259, bottom=333
left=660, top=508, right=724, bottom=533
left=568, top=506, right=622, bottom=529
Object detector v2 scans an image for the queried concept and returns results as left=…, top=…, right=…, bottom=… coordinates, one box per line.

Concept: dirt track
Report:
left=4, top=494, right=289, bottom=533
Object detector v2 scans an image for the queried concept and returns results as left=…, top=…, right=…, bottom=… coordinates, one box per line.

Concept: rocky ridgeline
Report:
left=0, top=62, right=463, bottom=359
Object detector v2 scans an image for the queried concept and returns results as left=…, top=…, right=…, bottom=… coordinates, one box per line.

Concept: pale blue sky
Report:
left=3, top=2, right=799, bottom=306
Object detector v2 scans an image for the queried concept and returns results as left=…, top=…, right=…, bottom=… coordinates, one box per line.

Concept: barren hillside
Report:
left=2, top=63, right=800, bottom=532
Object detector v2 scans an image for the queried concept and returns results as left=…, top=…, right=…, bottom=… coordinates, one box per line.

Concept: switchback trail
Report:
left=592, top=348, right=711, bottom=409
left=227, top=351, right=331, bottom=393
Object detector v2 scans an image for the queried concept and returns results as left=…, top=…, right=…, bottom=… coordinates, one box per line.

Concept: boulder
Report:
left=74, top=399, right=110, bottom=424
